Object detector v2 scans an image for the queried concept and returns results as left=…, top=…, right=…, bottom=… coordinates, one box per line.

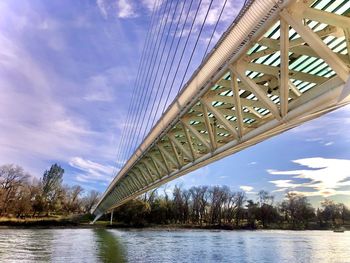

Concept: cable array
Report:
left=114, top=0, right=161, bottom=170
left=115, top=0, right=243, bottom=172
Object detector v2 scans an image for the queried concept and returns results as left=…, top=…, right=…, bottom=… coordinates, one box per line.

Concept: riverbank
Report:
left=1, top=217, right=349, bottom=231
left=0, top=216, right=97, bottom=229
left=106, top=223, right=350, bottom=231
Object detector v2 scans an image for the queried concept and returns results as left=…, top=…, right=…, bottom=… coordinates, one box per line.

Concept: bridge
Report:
left=92, top=0, right=350, bottom=221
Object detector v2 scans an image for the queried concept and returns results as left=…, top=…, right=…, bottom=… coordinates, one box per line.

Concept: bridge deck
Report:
left=93, top=0, right=350, bottom=219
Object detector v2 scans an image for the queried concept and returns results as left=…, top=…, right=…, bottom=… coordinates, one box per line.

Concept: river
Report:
left=0, top=229, right=349, bottom=262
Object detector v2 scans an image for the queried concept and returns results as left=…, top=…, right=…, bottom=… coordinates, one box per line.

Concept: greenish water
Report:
left=0, top=229, right=349, bottom=262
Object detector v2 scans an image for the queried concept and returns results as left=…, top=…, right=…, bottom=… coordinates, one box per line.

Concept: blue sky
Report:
left=1, top=0, right=349, bottom=206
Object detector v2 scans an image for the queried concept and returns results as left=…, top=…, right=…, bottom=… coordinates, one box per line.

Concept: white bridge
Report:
left=92, top=0, right=350, bottom=221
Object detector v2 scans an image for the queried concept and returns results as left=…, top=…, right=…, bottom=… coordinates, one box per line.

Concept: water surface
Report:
left=0, top=229, right=349, bottom=262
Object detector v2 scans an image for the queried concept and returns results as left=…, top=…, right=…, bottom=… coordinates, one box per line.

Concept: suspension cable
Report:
left=138, top=0, right=182, bottom=141
left=118, top=0, right=170, bottom=167
left=148, top=0, right=198, bottom=129
left=176, top=0, right=215, bottom=95
left=121, top=0, right=173, bottom=163
left=114, top=0, right=160, bottom=170
left=157, top=0, right=204, bottom=117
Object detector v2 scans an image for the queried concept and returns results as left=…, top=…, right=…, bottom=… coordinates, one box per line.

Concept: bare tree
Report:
left=0, top=164, right=29, bottom=215
left=82, top=190, right=100, bottom=213
left=63, top=185, right=84, bottom=213
left=280, top=192, right=315, bottom=229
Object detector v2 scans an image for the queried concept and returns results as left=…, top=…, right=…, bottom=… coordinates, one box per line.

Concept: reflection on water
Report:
left=0, top=229, right=349, bottom=262
left=94, top=229, right=126, bottom=263
left=0, top=228, right=126, bottom=263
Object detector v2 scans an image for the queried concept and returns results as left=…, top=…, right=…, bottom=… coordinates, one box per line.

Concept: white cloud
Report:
left=117, top=0, right=137, bottom=18
left=178, top=0, right=243, bottom=39
left=0, top=3, right=121, bottom=182
left=70, top=157, right=115, bottom=183
left=141, top=0, right=162, bottom=11
left=268, top=158, right=350, bottom=197
left=0, top=33, right=97, bottom=172
left=97, top=0, right=162, bottom=19
left=96, top=0, right=108, bottom=19
left=84, top=75, right=114, bottom=102
left=324, top=141, right=334, bottom=146
left=240, top=185, right=254, bottom=193
left=292, top=105, right=350, bottom=142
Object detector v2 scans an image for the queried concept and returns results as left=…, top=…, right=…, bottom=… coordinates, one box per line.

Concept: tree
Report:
left=12, top=184, right=32, bottom=217
left=257, top=190, right=278, bottom=228
left=319, top=199, right=344, bottom=226
left=280, top=192, right=315, bottom=229
left=82, top=190, right=100, bottom=213
left=208, top=186, right=227, bottom=225
left=246, top=200, right=259, bottom=228
left=0, top=164, right=29, bottom=215
left=31, top=181, right=45, bottom=217
left=63, top=185, right=84, bottom=213
left=173, top=185, right=190, bottom=224
left=115, top=199, right=150, bottom=226
left=233, top=191, right=246, bottom=227
left=189, top=186, right=209, bottom=225
left=338, top=203, right=350, bottom=225
left=42, top=164, right=64, bottom=213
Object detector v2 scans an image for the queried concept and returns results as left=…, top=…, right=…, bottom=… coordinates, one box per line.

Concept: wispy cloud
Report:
left=240, top=185, right=254, bottom=193
left=96, top=0, right=162, bottom=19
left=84, top=75, right=114, bottom=102
left=70, top=157, right=115, bottom=183
left=292, top=105, right=350, bottom=143
left=141, top=0, right=162, bottom=11
left=0, top=30, right=94, bottom=170
left=324, top=141, right=334, bottom=146
left=268, top=158, right=350, bottom=197
left=117, top=0, right=137, bottom=18
left=0, top=1, right=130, bottom=186
left=96, top=0, right=108, bottom=19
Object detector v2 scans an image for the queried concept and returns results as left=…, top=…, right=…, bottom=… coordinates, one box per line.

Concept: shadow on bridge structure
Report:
left=92, top=0, right=350, bottom=222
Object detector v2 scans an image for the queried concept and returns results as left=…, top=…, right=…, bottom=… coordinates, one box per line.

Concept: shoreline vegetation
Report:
left=1, top=163, right=349, bottom=231
left=0, top=219, right=349, bottom=231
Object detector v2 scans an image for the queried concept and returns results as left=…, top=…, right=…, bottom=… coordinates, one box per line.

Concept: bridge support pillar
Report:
left=110, top=210, right=114, bottom=225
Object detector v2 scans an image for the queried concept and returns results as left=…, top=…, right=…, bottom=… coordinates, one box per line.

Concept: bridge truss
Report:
left=93, top=0, right=350, bottom=220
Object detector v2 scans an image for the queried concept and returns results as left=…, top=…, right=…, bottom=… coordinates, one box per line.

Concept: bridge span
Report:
left=93, top=0, right=350, bottom=221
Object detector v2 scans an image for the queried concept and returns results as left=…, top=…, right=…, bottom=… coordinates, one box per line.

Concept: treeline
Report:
left=0, top=164, right=99, bottom=218
left=114, top=185, right=350, bottom=230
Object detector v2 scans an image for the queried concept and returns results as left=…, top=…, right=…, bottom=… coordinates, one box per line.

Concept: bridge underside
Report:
left=93, top=0, right=350, bottom=219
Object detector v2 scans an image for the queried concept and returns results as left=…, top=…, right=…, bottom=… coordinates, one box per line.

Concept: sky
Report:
left=0, top=0, right=350, bottom=207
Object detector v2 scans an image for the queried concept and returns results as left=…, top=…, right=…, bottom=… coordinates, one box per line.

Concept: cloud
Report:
left=240, top=185, right=254, bottom=193
left=0, top=31, right=95, bottom=170
left=141, top=0, right=162, bottom=11
left=96, top=0, right=162, bottom=19
left=178, top=0, right=243, bottom=38
left=117, top=0, right=137, bottom=18
left=268, top=158, right=350, bottom=197
left=292, top=105, right=350, bottom=144
left=96, top=0, right=108, bottom=19
left=83, top=75, right=114, bottom=102
left=324, top=141, right=334, bottom=146
left=70, top=157, right=115, bottom=183
left=305, top=137, right=334, bottom=147
left=0, top=2, right=124, bottom=184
